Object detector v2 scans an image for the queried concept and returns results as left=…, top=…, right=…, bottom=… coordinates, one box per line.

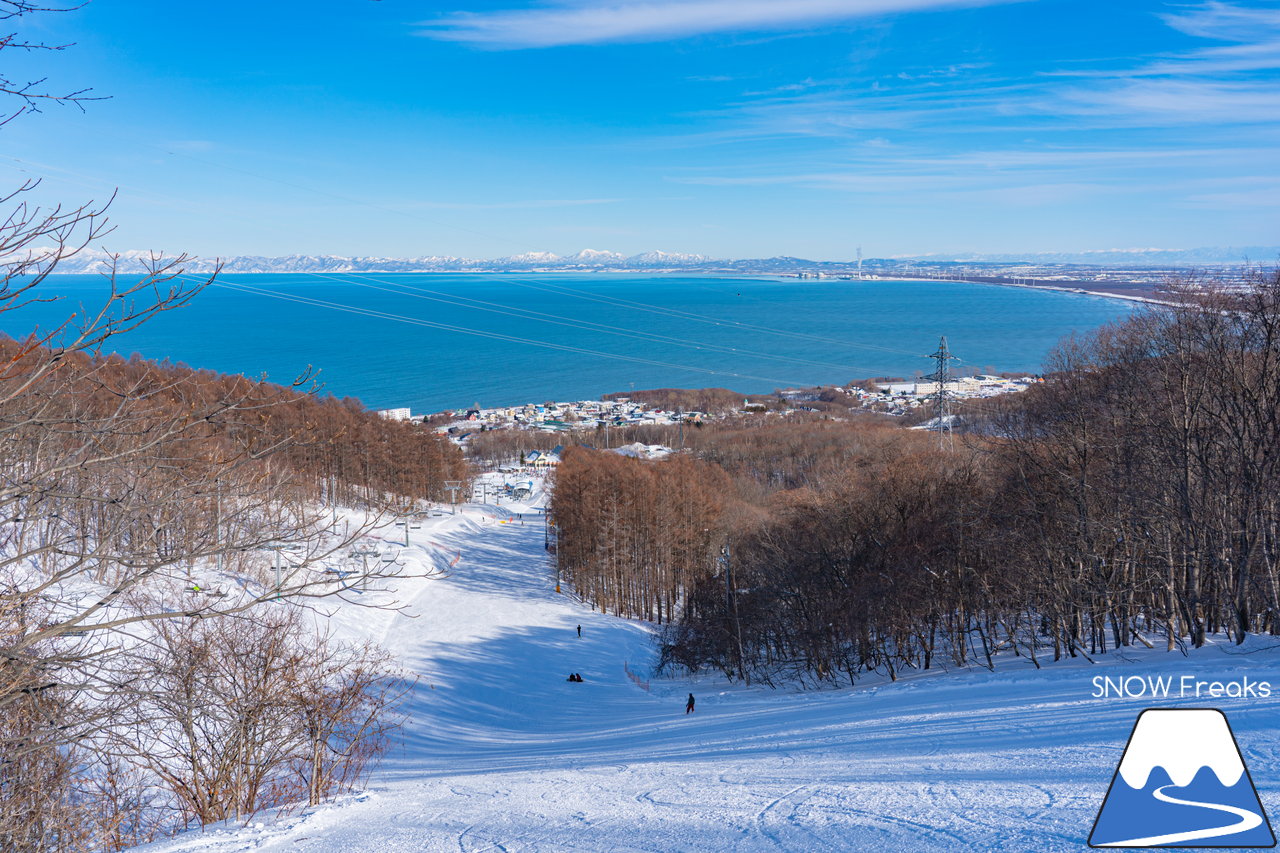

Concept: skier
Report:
left=685, top=693, right=695, bottom=714
left=576, top=624, right=582, bottom=638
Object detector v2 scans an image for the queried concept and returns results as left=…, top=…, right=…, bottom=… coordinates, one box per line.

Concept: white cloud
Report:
left=670, top=168, right=1120, bottom=206
left=1183, top=176, right=1280, bottom=208
left=419, top=0, right=1028, bottom=49
left=1049, top=4, right=1280, bottom=126
left=1042, top=3, right=1280, bottom=79
left=1160, top=2, right=1280, bottom=42
left=1057, top=79, right=1280, bottom=125
left=670, top=3, right=1280, bottom=142
left=404, top=198, right=626, bottom=210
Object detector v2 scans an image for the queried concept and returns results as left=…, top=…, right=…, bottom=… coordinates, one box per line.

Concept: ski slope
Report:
left=137, top=494, right=1280, bottom=852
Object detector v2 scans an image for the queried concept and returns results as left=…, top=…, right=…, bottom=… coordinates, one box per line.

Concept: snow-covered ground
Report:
left=135, top=483, right=1280, bottom=852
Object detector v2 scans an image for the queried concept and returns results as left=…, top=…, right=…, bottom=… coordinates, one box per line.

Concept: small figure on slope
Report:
left=685, top=693, right=695, bottom=714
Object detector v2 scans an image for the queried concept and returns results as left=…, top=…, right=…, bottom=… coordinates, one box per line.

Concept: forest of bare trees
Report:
left=0, top=265, right=464, bottom=849
left=552, top=270, right=1280, bottom=687
left=0, top=5, right=468, bottom=847
left=0, top=267, right=470, bottom=848
left=553, top=449, right=729, bottom=623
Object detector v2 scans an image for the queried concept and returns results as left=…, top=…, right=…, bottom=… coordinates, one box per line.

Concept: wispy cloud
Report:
left=1055, top=79, right=1280, bottom=125
left=1160, top=2, right=1280, bottom=42
left=654, top=1, right=1280, bottom=146
left=164, top=139, right=218, bottom=153
left=663, top=135, right=1280, bottom=209
left=404, top=198, right=627, bottom=210
left=671, top=167, right=1125, bottom=206
left=1183, top=176, right=1280, bottom=208
left=418, top=0, right=1028, bottom=49
left=1042, top=2, right=1280, bottom=123
left=896, top=62, right=989, bottom=80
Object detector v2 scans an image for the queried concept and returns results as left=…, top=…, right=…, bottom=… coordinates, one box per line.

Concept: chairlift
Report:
left=323, top=566, right=364, bottom=594
left=186, top=580, right=228, bottom=598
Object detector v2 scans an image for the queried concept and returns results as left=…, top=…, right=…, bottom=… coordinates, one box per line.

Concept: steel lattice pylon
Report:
left=927, top=336, right=961, bottom=450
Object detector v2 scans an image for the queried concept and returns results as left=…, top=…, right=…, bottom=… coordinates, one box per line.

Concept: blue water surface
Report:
left=0, top=273, right=1136, bottom=413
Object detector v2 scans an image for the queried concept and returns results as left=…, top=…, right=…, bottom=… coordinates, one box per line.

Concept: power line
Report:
left=298, top=269, right=895, bottom=376
left=500, top=277, right=926, bottom=357
left=44, top=136, right=932, bottom=368
left=198, top=277, right=820, bottom=387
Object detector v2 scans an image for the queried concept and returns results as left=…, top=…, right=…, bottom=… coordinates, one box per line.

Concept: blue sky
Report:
left=5, top=0, right=1279, bottom=260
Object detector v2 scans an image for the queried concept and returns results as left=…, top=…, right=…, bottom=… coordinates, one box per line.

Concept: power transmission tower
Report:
left=927, top=336, right=961, bottom=450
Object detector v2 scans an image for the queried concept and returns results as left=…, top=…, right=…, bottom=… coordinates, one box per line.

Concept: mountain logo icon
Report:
left=1090, top=708, right=1276, bottom=848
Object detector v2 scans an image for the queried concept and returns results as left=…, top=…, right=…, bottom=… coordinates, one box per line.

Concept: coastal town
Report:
left=376, top=372, right=1041, bottom=452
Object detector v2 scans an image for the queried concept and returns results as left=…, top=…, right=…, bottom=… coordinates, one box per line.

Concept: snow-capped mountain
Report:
left=901, top=246, right=1280, bottom=266
left=1092, top=708, right=1274, bottom=848
left=499, top=251, right=562, bottom=265
left=568, top=249, right=627, bottom=263
left=41, top=248, right=726, bottom=274
left=1117, top=709, right=1244, bottom=789
left=628, top=250, right=711, bottom=266
left=37, top=244, right=1274, bottom=276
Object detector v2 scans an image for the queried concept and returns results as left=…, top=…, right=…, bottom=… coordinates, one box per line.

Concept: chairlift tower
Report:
left=394, top=509, right=422, bottom=547
left=350, top=543, right=380, bottom=591
left=259, top=541, right=301, bottom=601
left=927, top=336, right=961, bottom=450
left=444, top=480, right=464, bottom=514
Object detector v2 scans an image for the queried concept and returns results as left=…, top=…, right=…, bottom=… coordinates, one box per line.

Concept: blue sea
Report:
left=3, top=273, right=1136, bottom=413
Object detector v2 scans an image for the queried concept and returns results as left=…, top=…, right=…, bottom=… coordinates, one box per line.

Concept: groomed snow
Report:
left=133, top=488, right=1280, bottom=852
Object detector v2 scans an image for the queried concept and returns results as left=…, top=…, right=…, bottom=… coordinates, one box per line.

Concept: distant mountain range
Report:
left=900, top=246, right=1280, bottom=266
left=44, top=245, right=1279, bottom=275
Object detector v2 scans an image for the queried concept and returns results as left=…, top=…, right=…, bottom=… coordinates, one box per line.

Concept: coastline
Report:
left=840, top=274, right=1174, bottom=306
left=12, top=271, right=1139, bottom=415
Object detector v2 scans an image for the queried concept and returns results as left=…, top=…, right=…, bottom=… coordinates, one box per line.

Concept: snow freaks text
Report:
left=1091, top=675, right=1273, bottom=700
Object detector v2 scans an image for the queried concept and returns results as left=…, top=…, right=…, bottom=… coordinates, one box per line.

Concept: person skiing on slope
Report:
left=685, top=693, right=695, bottom=714
left=576, top=624, right=582, bottom=638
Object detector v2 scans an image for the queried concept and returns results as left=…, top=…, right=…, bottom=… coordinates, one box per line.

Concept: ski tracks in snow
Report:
left=131, top=499, right=1280, bottom=853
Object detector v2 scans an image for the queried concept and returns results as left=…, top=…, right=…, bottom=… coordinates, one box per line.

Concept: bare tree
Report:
left=103, top=609, right=408, bottom=832
left=0, top=1, right=106, bottom=125
left=0, top=7, right=434, bottom=849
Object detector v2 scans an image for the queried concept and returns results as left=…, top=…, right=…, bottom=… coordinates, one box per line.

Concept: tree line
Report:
left=551, top=270, right=1280, bottom=687
left=0, top=270, right=463, bottom=847
left=0, top=247, right=465, bottom=851
left=0, top=6, right=469, bottom=847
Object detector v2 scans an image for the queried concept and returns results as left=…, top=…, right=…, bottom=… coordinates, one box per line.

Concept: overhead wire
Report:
left=71, top=140, right=943, bottom=385
left=132, top=144, right=933, bottom=364
left=499, top=276, right=929, bottom=357
left=197, top=276, right=822, bottom=387
left=291, top=268, right=899, bottom=376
